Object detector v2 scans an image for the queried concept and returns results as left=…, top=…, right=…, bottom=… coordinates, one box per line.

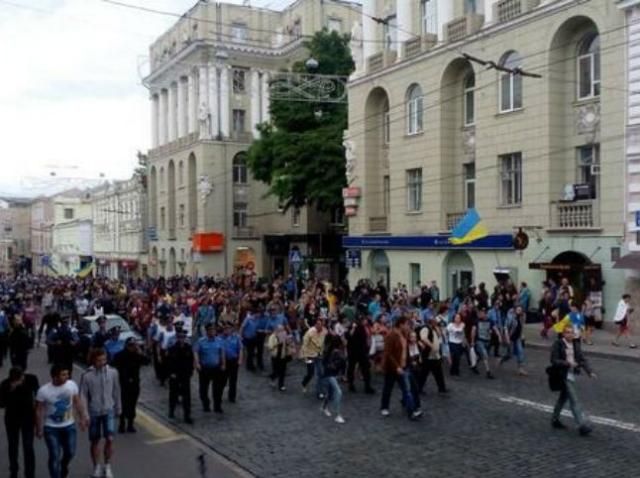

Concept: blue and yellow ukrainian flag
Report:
left=448, top=208, right=489, bottom=245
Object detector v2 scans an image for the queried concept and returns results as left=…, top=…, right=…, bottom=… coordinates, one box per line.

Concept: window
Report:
left=464, top=0, right=477, bottom=14
left=233, top=203, right=247, bottom=227
left=63, top=208, right=74, bottom=219
left=233, top=68, right=247, bottom=94
left=382, top=99, right=391, bottom=145
left=499, top=51, right=523, bottom=112
left=499, top=153, right=522, bottom=206
left=577, top=33, right=600, bottom=100
left=233, top=153, right=248, bottom=184
left=178, top=161, right=184, bottom=185
left=383, top=175, right=391, bottom=214
left=328, top=18, right=342, bottom=33
left=232, top=109, right=246, bottom=134
left=410, top=263, right=421, bottom=290
left=331, top=206, right=344, bottom=225
left=577, top=144, right=600, bottom=199
left=160, top=207, right=166, bottom=229
left=383, top=15, right=397, bottom=51
left=292, top=208, right=301, bottom=227
left=464, top=163, right=476, bottom=209
left=464, top=71, right=475, bottom=126
left=406, top=168, right=423, bottom=212
left=421, top=0, right=437, bottom=36
left=179, top=204, right=185, bottom=227
left=231, top=22, right=247, bottom=43
left=406, top=84, right=424, bottom=135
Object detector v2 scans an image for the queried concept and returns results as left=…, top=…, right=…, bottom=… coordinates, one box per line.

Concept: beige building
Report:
left=92, top=177, right=148, bottom=279
left=144, top=0, right=359, bottom=279
left=30, top=196, right=55, bottom=275
left=51, top=190, right=93, bottom=276
left=345, top=0, right=627, bottom=318
left=0, top=198, right=32, bottom=275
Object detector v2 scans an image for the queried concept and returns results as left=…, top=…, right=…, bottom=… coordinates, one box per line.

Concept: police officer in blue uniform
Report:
left=222, top=324, right=242, bottom=403
left=193, top=323, right=226, bottom=413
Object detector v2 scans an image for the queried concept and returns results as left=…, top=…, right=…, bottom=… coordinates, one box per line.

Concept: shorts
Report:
left=585, top=315, right=596, bottom=328
left=616, top=318, right=628, bottom=332
left=89, top=412, right=115, bottom=441
left=475, top=340, right=490, bottom=360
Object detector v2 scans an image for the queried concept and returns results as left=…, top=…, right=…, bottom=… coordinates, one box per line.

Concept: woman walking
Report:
left=321, top=334, right=346, bottom=424
left=267, top=325, right=291, bottom=391
left=446, top=314, right=465, bottom=376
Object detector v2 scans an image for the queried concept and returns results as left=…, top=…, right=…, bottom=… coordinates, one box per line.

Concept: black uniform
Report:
left=8, top=326, right=31, bottom=371
left=167, top=341, right=194, bottom=422
left=346, top=321, right=374, bottom=393
left=112, top=347, right=150, bottom=432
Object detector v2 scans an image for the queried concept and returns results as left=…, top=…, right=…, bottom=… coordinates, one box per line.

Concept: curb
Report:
left=526, top=342, right=640, bottom=364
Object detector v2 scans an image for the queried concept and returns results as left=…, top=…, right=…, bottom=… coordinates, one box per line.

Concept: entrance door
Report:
left=450, top=269, right=473, bottom=296
left=370, top=250, right=390, bottom=289
left=445, top=250, right=475, bottom=298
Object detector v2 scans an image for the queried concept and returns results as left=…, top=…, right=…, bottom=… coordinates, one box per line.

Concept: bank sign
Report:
left=342, top=234, right=514, bottom=250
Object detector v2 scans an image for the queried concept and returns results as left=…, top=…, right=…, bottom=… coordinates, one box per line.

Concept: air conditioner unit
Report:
left=590, top=164, right=601, bottom=175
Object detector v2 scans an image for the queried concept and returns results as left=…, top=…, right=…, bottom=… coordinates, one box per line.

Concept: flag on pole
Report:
left=448, top=208, right=489, bottom=245
left=76, top=262, right=95, bottom=279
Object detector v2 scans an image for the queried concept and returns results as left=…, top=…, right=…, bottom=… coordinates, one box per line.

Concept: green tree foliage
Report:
left=247, top=30, right=354, bottom=211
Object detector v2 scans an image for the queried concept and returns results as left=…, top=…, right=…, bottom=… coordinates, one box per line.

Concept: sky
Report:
left=0, top=0, right=296, bottom=197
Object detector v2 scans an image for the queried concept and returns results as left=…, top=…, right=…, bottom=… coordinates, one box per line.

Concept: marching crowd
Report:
left=0, top=271, right=633, bottom=478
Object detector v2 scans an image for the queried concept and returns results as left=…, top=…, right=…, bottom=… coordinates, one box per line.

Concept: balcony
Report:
left=366, top=50, right=397, bottom=74
left=446, top=211, right=466, bottom=231
left=233, top=226, right=258, bottom=239
left=495, top=0, right=540, bottom=24
left=445, top=14, right=484, bottom=43
left=369, top=216, right=388, bottom=233
left=549, top=200, right=601, bottom=231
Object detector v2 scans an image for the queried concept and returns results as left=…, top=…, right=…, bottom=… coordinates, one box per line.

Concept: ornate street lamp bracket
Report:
left=269, top=72, right=348, bottom=104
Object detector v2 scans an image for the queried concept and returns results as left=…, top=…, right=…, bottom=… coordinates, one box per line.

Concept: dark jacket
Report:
left=112, top=349, right=150, bottom=386
left=0, top=374, right=39, bottom=423
left=550, top=338, right=592, bottom=380
left=167, top=342, right=194, bottom=379
left=346, top=322, right=368, bottom=357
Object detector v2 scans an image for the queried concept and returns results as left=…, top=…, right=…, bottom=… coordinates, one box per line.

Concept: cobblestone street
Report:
left=139, top=348, right=640, bottom=478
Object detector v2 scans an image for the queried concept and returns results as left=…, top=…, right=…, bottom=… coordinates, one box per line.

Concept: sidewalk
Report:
left=0, top=347, right=250, bottom=478
left=524, top=323, right=640, bottom=362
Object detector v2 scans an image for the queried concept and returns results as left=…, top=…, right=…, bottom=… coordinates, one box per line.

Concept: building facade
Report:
left=30, top=197, right=55, bottom=275
left=345, top=0, right=627, bottom=318
left=0, top=198, right=32, bottom=275
left=145, top=0, right=359, bottom=279
left=51, top=191, right=93, bottom=276
left=92, top=177, right=148, bottom=279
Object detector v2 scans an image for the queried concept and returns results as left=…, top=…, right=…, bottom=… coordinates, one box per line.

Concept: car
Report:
left=75, top=314, right=145, bottom=361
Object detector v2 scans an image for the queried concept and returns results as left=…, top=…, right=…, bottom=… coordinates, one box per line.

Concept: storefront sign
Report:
left=342, top=187, right=362, bottom=198
left=345, top=249, right=362, bottom=268
left=344, top=206, right=357, bottom=217
left=342, top=234, right=514, bottom=250
left=343, top=197, right=358, bottom=207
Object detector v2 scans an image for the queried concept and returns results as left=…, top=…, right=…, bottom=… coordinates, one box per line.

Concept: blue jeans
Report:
left=502, top=339, right=525, bottom=365
left=380, top=369, right=421, bottom=417
left=552, top=380, right=586, bottom=426
left=322, top=376, right=343, bottom=416
left=302, top=358, right=325, bottom=396
left=44, top=425, right=77, bottom=478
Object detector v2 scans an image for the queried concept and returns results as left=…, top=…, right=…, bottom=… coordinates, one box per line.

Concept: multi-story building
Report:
left=344, top=0, right=627, bottom=317
left=30, top=196, right=55, bottom=275
left=92, top=177, right=148, bottom=279
left=51, top=190, right=93, bottom=276
left=0, top=198, right=32, bottom=275
left=144, top=0, right=359, bottom=279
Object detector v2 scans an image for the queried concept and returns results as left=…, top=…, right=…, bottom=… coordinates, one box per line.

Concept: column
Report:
left=250, top=69, right=260, bottom=138
left=187, top=74, right=196, bottom=134
left=395, top=0, right=412, bottom=59
left=362, top=0, right=378, bottom=61
left=484, top=0, right=496, bottom=24
left=159, top=89, right=168, bottom=145
left=198, top=65, right=209, bottom=138
left=151, top=92, right=159, bottom=148
left=219, top=65, right=230, bottom=138
left=208, top=64, right=219, bottom=138
left=168, top=82, right=177, bottom=142
left=260, top=72, right=271, bottom=125
left=177, top=77, right=187, bottom=138
left=437, top=0, right=454, bottom=40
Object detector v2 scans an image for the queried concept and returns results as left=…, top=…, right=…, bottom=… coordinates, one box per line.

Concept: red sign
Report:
left=345, top=206, right=357, bottom=217
left=342, top=187, right=362, bottom=199
left=192, top=232, right=225, bottom=253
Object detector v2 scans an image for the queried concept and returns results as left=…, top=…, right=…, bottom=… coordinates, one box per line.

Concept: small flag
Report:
left=76, top=262, right=95, bottom=279
left=448, top=208, right=489, bottom=245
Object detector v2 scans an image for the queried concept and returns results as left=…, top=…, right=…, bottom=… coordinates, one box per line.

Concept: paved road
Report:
left=0, top=347, right=248, bottom=478
left=139, top=346, right=640, bottom=478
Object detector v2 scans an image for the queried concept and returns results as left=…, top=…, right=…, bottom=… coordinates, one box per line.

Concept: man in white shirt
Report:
left=36, top=364, right=87, bottom=478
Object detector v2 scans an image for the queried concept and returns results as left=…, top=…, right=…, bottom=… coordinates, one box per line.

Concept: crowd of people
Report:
left=0, top=271, right=631, bottom=477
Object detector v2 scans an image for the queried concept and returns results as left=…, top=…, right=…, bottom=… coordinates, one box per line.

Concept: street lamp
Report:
left=305, top=57, right=319, bottom=72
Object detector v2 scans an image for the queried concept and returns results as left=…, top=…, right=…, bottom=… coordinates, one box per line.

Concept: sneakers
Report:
left=321, top=406, right=332, bottom=417
left=104, top=464, right=114, bottom=478
left=270, top=380, right=277, bottom=388
left=486, top=371, right=495, bottom=379
left=579, top=425, right=593, bottom=436
left=411, top=409, right=423, bottom=419
left=279, top=386, right=286, bottom=392
left=518, top=368, right=528, bottom=376
left=334, top=415, right=346, bottom=424
left=301, top=385, right=308, bottom=394
left=92, top=464, right=104, bottom=478
left=380, top=409, right=390, bottom=417
left=551, top=419, right=567, bottom=430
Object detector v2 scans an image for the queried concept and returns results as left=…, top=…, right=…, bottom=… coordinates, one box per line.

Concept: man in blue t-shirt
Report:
left=240, top=311, right=259, bottom=372
left=221, top=324, right=243, bottom=403
left=193, top=324, right=225, bottom=413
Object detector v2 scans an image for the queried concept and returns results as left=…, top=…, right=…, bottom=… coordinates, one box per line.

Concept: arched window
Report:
left=178, top=160, right=184, bottom=185
left=233, top=153, right=248, bottom=184
left=577, top=33, right=600, bottom=100
left=406, top=84, right=424, bottom=135
left=463, top=71, right=475, bottom=126
left=159, top=167, right=165, bottom=190
left=499, top=51, right=523, bottom=113
left=382, top=98, right=390, bottom=145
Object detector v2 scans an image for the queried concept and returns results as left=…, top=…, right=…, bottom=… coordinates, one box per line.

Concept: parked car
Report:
left=75, top=314, right=145, bottom=361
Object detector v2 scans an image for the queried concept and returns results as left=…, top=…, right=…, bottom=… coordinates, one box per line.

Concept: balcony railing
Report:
left=446, top=211, right=466, bottom=231
left=368, top=52, right=384, bottom=73
left=369, top=216, right=388, bottom=233
left=404, top=37, right=422, bottom=59
left=549, top=200, right=600, bottom=231
left=495, top=0, right=540, bottom=23
left=445, top=14, right=484, bottom=43
left=233, top=226, right=257, bottom=238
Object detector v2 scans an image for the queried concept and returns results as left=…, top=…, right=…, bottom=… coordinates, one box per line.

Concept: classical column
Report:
left=187, top=74, right=195, bottom=134
left=198, top=65, right=210, bottom=138
left=159, top=88, right=168, bottom=145
left=437, top=0, right=454, bottom=40
left=395, top=0, right=412, bottom=59
left=177, top=77, right=187, bottom=138
left=219, top=65, right=230, bottom=138
left=260, top=72, right=271, bottom=125
left=484, top=0, right=495, bottom=24
left=151, top=92, right=159, bottom=148
left=250, top=69, right=261, bottom=138
left=208, top=64, right=219, bottom=138
left=362, top=0, right=378, bottom=62
left=168, top=82, right=177, bottom=141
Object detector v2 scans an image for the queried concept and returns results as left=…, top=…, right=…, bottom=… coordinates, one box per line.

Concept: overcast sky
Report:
left=0, top=0, right=295, bottom=197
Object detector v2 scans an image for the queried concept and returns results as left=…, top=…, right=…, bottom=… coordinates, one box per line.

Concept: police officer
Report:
left=112, top=337, right=150, bottom=433
left=193, top=323, right=226, bottom=413
left=222, top=324, right=243, bottom=403
left=167, top=329, right=194, bottom=424
left=91, top=316, right=110, bottom=349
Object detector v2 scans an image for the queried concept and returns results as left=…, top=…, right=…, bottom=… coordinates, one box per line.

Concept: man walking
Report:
left=194, top=323, right=226, bottom=413
left=301, top=318, right=327, bottom=399
left=0, top=366, right=39, bottom=478
left=112, top=338, right=149, bottom=433
left=36, top=364, right=86, bottom=478
left=222, top=323, right=242, bottom=403
left=79, top=348, right=121, bottom=478
left=167, top=329, right=194, bottom=424
left=345, top=315, right=375, bottom=394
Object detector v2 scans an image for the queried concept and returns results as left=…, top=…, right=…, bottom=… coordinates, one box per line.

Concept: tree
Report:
left=247, top=30, right=354, bottom=211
